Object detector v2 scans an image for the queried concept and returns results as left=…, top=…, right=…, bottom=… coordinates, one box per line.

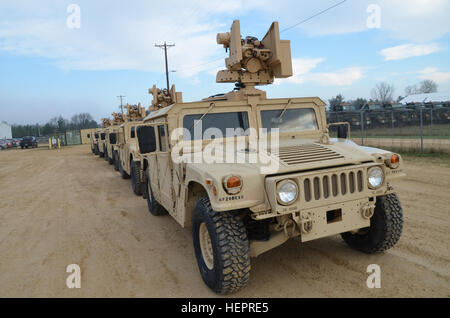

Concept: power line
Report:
left=171, top=1, right=348, bottom=73
left=172, top=56, right=223, bottom=73
left=280, top=0, right=348, bottom=33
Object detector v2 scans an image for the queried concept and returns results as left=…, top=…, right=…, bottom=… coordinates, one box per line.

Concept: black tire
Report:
left=94, top=145, right=99, bottom=155
left=144, top=168, right=167, bottom=216
left=104, top=149, right=109, bottom=162
left=113, top=151, right=119, bottom=171
left=107, top=150, right=113, bottom=165
left=119, top=157, right=130, bottom=179
left=130, top=160, right=142, bottom=196
left=192, top=198, right=251, bottom=294
left=99, top=144, right=105, bottom=157
left=91, top=146, right=95, bottom=154
left=341, top=193, right=403, bottom=254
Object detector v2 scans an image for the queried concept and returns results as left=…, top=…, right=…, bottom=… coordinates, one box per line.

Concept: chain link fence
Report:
left=49, top=130, right=82, bottom=147
left=327, top=107, right=450, bottom=153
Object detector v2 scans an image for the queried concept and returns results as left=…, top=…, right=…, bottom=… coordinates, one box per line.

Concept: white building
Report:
left=0, top=121, right=12, bottom=139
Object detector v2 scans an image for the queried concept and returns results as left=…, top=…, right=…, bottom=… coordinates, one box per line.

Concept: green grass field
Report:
left=399, top=151, right=450, bottom=167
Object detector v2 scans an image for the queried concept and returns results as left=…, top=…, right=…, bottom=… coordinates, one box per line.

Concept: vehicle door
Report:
left=136, top=124, right=159, bottom=200
left=156, top=124, right=174, bottom=212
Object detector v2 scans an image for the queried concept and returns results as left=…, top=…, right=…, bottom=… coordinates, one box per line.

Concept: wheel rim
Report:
left=199, top=222, right=214, bottom=270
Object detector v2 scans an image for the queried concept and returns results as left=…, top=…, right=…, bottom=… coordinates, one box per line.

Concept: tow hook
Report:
left=299, top=214, right=313, bottom=234
left=361, top=202, right=375, bottom=219
left=283, top=219, right=296, bottom=237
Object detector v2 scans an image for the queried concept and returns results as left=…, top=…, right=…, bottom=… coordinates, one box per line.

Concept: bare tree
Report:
left=371, top=82, right=394, bottom=104
left=419, top=79, right=438, bottom=93
left=405, top=79, right=438, bottom=95
left=405, top=85, right=418, bottom=96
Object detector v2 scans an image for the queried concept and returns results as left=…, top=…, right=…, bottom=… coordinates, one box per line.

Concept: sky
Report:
left=0, top=0, right=449, bottom=125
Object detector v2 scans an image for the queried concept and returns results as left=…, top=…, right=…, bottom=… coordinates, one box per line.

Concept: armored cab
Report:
left=104, top=112, right=125, bottom=166
left=90, top=128, right=99, bottom=154
left=97, top=118, right=111, bottom=157
left=116, top=103, right=148, bottom=194
left=136, top=20, right=406, bottom=294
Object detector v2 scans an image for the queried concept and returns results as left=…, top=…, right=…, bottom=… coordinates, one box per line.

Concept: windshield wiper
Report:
left=275, top=99, right=292, bottom=123
left=190, top=102, right=216, bottom=132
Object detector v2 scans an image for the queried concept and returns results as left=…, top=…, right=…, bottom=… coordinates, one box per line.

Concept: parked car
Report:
left=20, top=136, right=38, bottom=149
left=7, top=139, right=18, bottom=147
left=11, top=139, right=21, bottom=147
left=0, top=140, right=7, bottom=150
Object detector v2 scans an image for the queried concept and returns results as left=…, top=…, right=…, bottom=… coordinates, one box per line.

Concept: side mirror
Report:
left=327, top=122, right=350, bottom=139
left=337, top=125, right=348, bottom=139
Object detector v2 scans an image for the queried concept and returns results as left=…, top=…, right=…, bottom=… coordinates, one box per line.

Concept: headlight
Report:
left=277, top=180, right=298, bottom=205
left=368, top=166, right=384, bottom=189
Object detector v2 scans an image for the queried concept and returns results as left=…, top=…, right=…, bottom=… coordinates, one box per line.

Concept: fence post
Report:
left=430, top=108, right=433, bottom=132
left=420, top=108, right=423, bottom=153
left=360, top=110, right=365, bottom=146
left=391, top=110, right=394, bottom=136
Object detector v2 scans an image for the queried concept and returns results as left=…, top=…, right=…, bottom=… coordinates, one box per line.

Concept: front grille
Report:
left=302, top=169, right=364, bottom=202
left=271, top=143, right=344, bottom=166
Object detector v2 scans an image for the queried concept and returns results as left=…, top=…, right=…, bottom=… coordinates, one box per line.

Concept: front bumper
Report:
left=261, top=163, right=390, bottom=242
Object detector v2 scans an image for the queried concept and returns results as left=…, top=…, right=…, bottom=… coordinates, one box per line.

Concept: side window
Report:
left=137, top=126, right=157, bottom=154
left=158, top=125, right=167, bottom=152
left=130, top=127, right=136, bottom=138
left=109, top=133, right=117, bottom=144
left=87, top=134, right=90, bottom=138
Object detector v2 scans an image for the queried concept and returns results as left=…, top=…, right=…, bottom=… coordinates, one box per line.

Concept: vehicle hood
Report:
left=192, top=138, right=389, bottom=177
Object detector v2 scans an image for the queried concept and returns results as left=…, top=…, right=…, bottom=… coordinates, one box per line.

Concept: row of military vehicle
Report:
left=327, top=102, right=450, bottom=128
left=86, top=20, right=406, bottom=294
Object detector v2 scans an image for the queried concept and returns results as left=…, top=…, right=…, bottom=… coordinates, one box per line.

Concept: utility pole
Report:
left=155, top=42, right=175, bottom=91
left=117, top=95, right=126, bottom=116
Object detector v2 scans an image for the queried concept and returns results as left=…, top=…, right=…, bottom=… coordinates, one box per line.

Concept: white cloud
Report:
left=260, top=0, right=450, bottom=42
left=307, top=67, right=365, bottom=86
left=418, top=67, right=450, bottom=84
left=280, top=57, right=364, bottom=86
left=380, top=43, right=441, bottom=61
left=283, top=58, right=325, bottom=84
left=0, top=0, right=267, bottom=76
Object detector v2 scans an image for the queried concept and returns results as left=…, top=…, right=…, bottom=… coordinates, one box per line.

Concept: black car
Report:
left=20, top=136, right=38, bottom=149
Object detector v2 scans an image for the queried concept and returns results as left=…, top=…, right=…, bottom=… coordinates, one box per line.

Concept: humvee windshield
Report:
left=183, top=112, right=249, bottom=140
left=260, top=108, right=318, bottom=134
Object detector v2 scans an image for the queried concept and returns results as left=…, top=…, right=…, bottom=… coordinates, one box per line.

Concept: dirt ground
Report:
left=0, top=145, right=449, bottom=297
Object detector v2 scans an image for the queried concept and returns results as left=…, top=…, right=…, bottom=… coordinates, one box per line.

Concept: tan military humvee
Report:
left=104, top=112, right=126, bottom=166
left=136, top=20, right=406, bottom=294
left=97, top=118, right=111, bottom=158
left=116, top=104, right=147, bottom=195
left=89, top=128, right=99, bottom=154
